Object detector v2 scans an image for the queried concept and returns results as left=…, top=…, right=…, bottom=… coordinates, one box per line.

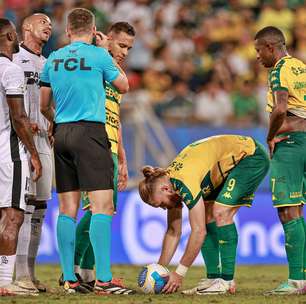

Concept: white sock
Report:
left=79, top=268, right=95, bottom=283
left=0, top=255, right=16, bottom=287
left=28, top=206, right=46, bottom=281
left=15, top=205, right=35, bottom=280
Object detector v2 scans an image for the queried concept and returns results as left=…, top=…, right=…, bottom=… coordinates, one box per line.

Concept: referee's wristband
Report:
left=175, top=263, right=189, bottom=277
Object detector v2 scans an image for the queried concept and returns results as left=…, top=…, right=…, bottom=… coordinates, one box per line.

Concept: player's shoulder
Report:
left=1, top=58, right=23, bottom=75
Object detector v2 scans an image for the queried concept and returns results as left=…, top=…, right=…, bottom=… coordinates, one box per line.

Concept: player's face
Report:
left=9, top=23, right=19, bottom=53
left=151, top=186, right=181, bottom=210
left=108, top=31, right=134, bottom=65
left=30, top=15, right=52, bottom=43
left=254, top=39, right=274, bottom=68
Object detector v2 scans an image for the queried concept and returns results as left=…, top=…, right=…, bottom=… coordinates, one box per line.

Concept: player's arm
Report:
left=162, top=197, right=206, bottom=294
left=111, top=62, right=129, bottom=94
left=7, top=95, right=42, bottom=181
left=158, top=206, right=182, bottom=266
left=40, top=86, right=54, bottom=123
left=117, top=122, right=128, bottom=191
left=267, top=90, right=288, bottom=141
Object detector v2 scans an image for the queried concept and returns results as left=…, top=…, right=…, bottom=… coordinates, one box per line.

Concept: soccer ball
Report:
left=138, top=263, right=169, bottom=294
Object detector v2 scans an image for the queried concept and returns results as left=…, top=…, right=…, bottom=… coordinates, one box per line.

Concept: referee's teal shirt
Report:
left=40, top=41, right=119, bottom=124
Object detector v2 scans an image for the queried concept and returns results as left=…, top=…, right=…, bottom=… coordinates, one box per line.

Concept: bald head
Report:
left=0, top=18, right=19, bottom=54
left=254, top=26, right=286, bottom=48
left=21, top=13, right=52, bottom=44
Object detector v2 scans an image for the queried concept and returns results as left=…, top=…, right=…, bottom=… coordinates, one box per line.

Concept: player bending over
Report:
left=139, top=135, right=269, bottom=295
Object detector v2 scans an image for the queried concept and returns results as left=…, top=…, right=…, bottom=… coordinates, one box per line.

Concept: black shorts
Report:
left=54, top=121, right=114, bottom=193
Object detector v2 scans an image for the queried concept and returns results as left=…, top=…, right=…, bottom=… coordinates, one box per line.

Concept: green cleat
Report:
left=264, top=280, right=304, bottom=295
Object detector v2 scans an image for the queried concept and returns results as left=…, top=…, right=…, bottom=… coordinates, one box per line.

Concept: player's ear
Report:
left=7, top=31, right=14, bottom=42
left=65, top=26, right=70, bottom=39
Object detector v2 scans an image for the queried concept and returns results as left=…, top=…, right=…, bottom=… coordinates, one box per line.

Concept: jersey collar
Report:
left=274, top=55, right=292, bottom=68
left=0, top=53, right=12, bottom=61
left=20, top=43, right=41, bottom=56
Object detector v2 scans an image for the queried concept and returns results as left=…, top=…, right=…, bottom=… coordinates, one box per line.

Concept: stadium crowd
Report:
left=1, top=0, right=305, bottom=127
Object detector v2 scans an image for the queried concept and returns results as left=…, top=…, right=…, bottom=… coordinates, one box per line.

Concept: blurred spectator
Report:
left=155, top=78, right=194, bottom=123
left=231, top=77, right=259, bottom=127
left=194, top=75, right=233, bottom=127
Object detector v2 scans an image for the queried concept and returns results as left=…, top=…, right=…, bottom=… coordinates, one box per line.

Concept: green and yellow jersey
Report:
left=267, top=55, right=306, bottom=118
left=167, top=135, right=256, bottom=209
left=105, top=81, right=122, bottom=154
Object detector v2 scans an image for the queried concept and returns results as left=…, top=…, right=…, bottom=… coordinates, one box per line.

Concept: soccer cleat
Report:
left=13, top=278, right=39, bottom=293
left=63, top=281, right=90, bottom=294
left=264, top=280, right=304, bottom=295
left=0, top=283, right=39, bottom=296
left=33, top=279, right=47, bottom=292
left=94, top=278, right=136, bottom=295
left=181, top=278, right=216, bottom=295
left=59, top=273, right=93, bottom=292
left=196, top=278, right=236, bottom=295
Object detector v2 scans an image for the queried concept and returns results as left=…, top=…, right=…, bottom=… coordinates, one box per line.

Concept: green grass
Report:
left=1, top=265, right=305, bottom=303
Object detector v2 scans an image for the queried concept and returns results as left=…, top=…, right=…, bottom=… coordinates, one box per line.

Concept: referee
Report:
left=40, top=8, right=129, bottom=294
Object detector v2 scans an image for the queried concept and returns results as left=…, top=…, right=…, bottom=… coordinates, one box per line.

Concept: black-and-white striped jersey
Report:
left=0, top=54, right=27, bottom=163
left=13, top=45, right=51, bottom=155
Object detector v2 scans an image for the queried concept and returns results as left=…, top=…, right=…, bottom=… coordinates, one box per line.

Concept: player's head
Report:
left=22, top=14, right=52, bottom=44
left=139, top=166, right=181, bottom=210
left=0, top=18, right=19, bottom=53
left=254, top=26, right=286, bottom=68
left=66, top=8, right=96, bottom=41
left=107, top=22, right=135, bottom=65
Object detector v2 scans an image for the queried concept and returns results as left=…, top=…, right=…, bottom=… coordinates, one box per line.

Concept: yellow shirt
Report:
left=266, top=56, right=306, bottom=118
left=167, top=135, right=256, bottom=209
left=105, top=82, right=122, bottom=154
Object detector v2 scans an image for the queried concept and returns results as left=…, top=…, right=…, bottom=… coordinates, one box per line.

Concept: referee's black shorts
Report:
left=54, top=121, right=114, bottom=193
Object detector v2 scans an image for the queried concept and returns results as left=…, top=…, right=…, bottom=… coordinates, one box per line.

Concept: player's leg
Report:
left=266, top=133, right=305, bottom=295
left=0, top=161, right=36, bottom=295
left=28, top=153, right=52, bottom=291
left=54, top=123, right=89, bottom=294
left=182, top=201, right=220, bottom=295
left=199, top=140, right=269, bottom=295
left=78, top=153, right=119, bottom=286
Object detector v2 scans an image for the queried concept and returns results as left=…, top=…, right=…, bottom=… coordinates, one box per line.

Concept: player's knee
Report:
left=213, top=205, right=232, bottom=225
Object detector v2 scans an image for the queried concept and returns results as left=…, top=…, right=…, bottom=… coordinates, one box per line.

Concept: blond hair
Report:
left=138, top=166, right=167, bottom=204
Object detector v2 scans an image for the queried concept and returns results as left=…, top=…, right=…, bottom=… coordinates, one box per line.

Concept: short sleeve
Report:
left=2, top=64, right=25, bottom=96
left=269, top=62, right=289, bottom=92
left=97, top=48, right=120, bottom=83
left=40, top=54, right=52, bottom=87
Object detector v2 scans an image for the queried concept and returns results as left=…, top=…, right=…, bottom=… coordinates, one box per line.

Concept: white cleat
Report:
left=14, top=277, right=39, bottom=293
left=182, top=278, right=216, bottom=295
left=196, top=278, right=236, bottom=295
left=265, top=279, right=305, bottom=295
left=1, top=283, right=39, bottom=296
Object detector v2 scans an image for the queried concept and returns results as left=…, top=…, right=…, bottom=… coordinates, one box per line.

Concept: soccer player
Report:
left=0, top=18, right=41, bottom=296
left=139, top=135, right=269, bottom=294
left=254, top=26, right=306, bottom=295
left=40, top=8, right=131, bottom=294
left=73, top=22, right=135, bottom=292
left=13, top=13, right=52, bottom=293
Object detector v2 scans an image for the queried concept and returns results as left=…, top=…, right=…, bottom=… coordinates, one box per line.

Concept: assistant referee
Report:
left=40, top=8, right=129, bottom=294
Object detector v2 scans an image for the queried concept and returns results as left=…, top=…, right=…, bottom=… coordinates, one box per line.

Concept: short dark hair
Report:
left=0, top=18, right=12, bottom=34
left=67, top=8, right=95, bottom=35
left=107, top=22, right=136, bottom=37
left=254, top=26, right=285, bottom=45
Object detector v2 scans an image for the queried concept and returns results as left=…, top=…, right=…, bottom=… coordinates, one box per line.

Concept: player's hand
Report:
left=267, top=136, right=289, bottom=158
left=30, top=153, right=42, bottom=182
left=47, top=122, right=54, bottom=147
left=162, top=271, right=183, bottom=294
left=95, top=31, right=109, bottom=49
left=118, top=161, right=128, bottom=191
left=30, top=123, right=40, bottom=134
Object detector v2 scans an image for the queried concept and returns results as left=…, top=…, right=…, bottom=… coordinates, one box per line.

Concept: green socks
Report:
left=201, top=222, right=220, bottom=279
left=75, top=210, right=92, bottom=266
left=283, top=217, right=305, bottom=280
left=217, top=223, right=238, bottom=281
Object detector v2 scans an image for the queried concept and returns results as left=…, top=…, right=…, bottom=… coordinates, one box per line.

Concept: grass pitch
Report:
left=1, top=265, right=305, bottom=304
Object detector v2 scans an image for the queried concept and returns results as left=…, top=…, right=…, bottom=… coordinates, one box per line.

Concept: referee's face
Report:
left=108, top=31, right=134, bottom=65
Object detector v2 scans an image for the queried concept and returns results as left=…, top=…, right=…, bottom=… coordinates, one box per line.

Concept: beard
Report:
left=169, top=192, right=181, bottom=205
left=13, top=41, right=20, bottom=53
